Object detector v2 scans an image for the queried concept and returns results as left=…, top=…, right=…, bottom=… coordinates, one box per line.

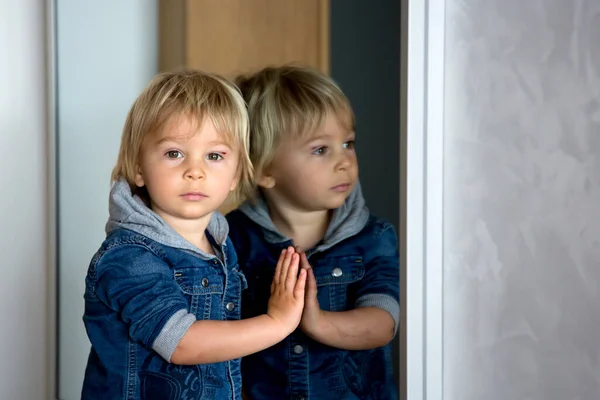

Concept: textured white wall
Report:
left=56, top=1, right=158, bottom=398
left=443, top=1, right=600, bottom=399
left=0, top=2, right=49, bottom=399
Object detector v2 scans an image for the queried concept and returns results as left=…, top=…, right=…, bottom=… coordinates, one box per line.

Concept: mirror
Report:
left=55, top=1, right=400, bottom=398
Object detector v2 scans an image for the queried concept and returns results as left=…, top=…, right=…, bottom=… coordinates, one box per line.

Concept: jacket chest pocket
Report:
left=312, top=255, right=365, bottom=312
left=174, top=267, right=224, bottom=320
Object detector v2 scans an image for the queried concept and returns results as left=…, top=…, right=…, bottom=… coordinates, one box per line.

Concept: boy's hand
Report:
left=266, top=247, right=306, bottom=334
left=296, top=250, right=325, bottom=334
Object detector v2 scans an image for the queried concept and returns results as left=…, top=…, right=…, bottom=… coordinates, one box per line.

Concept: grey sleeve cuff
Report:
left=152, top=309, right=196, bottom=362
left=355, top=293, right=400, bottom=336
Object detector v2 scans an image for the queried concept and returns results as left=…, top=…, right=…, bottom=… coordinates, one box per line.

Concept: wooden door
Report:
left=160, top=0, right=330, bottom=77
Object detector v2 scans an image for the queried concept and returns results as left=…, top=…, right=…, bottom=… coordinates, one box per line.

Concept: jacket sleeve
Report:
left=92, top=243, right=196, bottom=362
left=354, top=221, right=401, bottom=334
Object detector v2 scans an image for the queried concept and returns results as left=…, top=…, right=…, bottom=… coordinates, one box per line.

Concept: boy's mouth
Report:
left=181, top=192, right=208, bottom=200
left=330, top=183, right=352, bottom=192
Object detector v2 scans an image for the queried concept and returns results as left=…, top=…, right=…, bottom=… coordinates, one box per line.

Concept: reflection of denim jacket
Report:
left=82, top=180, right=246, bottom=400
left=227, top=183, right=400, bottom=400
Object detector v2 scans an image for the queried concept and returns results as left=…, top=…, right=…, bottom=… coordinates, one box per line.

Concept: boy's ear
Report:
left=229, top=164, right=244, bottom=192
left=229, top=176, right=239, bottom=192
left=256, top=172, right=275, bottom=189
left=134, top=164, right=145, bottom=187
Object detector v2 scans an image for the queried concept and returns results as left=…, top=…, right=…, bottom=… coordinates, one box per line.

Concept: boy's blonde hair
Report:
left=112, top=70, right=253, bottom=203
left=235, top=65, right=354, bottom=186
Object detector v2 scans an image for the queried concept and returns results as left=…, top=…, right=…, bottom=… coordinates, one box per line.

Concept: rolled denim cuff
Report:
left=152, top=308, right=196, bottom=362
left=355, top=293, right=400, bottom=335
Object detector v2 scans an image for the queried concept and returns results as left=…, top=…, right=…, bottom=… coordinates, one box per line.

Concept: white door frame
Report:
left=46, top=0, right=58, bottom=398
left=402, top=0, right=445, bottom=398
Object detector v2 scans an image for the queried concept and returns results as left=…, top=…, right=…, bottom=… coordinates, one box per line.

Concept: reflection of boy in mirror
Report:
left=228, top=65, right=400, bottom=400
left=81, top=70, right=307, bottom=400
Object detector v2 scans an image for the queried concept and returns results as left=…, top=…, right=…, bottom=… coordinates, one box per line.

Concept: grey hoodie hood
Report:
left=105, top=179, right=229, bottom=259
left=238, top=181, right=370, bottom=253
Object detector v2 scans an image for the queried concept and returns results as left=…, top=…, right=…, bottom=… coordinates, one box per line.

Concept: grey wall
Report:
left=443, top=1, right=600, bottom=399
left=330, top=0, right=401, bottom=388
left=56, top=1, right=158, bottom=398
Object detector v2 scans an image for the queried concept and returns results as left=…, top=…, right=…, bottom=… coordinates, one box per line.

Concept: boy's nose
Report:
left=185, top=163, right=206, bottom=180
left=335, top=152, right=353, bottom=171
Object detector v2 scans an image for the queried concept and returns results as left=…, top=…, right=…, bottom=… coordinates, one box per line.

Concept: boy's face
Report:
left=261, top=113, right=358, bottom=212
left=134, top=113, right=239, bottom=226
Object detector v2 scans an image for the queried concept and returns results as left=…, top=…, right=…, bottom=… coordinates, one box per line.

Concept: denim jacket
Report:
left=82, top=180, right=247, bottom=400
left=226, top=183, right=400, bottom=400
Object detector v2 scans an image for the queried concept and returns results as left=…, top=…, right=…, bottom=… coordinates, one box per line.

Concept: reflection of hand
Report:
left=296, top=249, right=324, bottom=335
left=266, top=247, right=307, bottom=335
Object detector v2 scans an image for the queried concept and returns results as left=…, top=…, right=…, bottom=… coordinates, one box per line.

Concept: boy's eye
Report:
left=343, top=140, right=355, bottom=149
left=312, top=147, right=328, bottom=155
left=206, top=153, right=223, bottom=161
left=166, top=150, right=182, bottom=159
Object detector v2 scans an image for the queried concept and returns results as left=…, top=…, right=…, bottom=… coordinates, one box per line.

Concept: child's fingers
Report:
left=273, top=248, right=287, bottom=286
left=294, top=268, right=307, bottom=299
left=294, top=246, right=309, bottom=269
left=299, top=252, right=311, bottom=270
left=309, top=267, right=317, bottom=287
left=285, top=253, right=300, bottom=290
left=306, top=267, right=318, bottom=297
left=278, top=247, right=294, bottom=287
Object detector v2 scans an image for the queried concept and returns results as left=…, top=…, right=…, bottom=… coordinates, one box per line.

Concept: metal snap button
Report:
left=201, top=278, right=209, bottom=287
left=331, top=267, right=343, bottom=277
left=293, top=345, right=304, bottom=354
left=226, top=302, right=235, bottom=312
